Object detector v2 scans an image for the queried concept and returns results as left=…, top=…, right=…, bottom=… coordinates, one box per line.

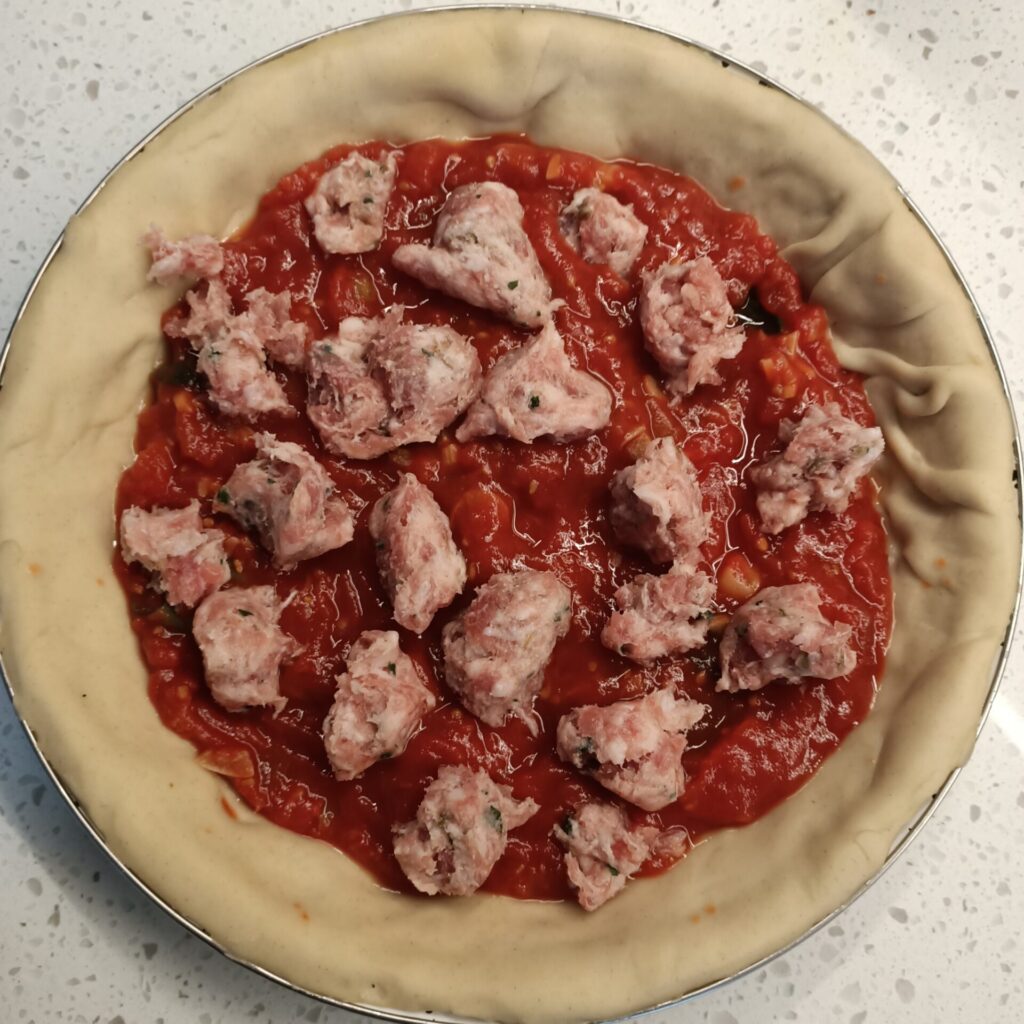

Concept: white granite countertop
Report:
left=2, top=1, right=1022, bottom=1022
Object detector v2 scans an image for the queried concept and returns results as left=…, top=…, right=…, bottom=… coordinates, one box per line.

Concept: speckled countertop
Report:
left=1, top=1, right=1022, bottom=1022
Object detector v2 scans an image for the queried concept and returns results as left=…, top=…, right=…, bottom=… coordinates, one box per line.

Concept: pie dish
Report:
left=0, top=8, right=1019, bottom=1024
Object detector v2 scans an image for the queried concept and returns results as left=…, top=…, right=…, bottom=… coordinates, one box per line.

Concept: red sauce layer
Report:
left=114, top=136, right=892, bottom=900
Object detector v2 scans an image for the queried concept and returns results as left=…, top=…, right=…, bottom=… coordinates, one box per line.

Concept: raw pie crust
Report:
left=0, top=10, right=1018, bottom=1023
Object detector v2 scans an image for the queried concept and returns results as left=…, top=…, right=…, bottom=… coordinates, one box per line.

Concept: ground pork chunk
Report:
left=369, top=474, right=467, bottom=633
left=322, top=630, right=436, bottom=781
left=304, top=151, right=397, bottom=255
left=307, top=308, right=481, bottom=459
left=119, top=500, right=229, bottom=608
left=442, top=570, right=572, bottom=730
left=165, top=277, right=234, bottom=342
left=215, top=432, right=354, bottom=569
left=717, top=583, right=856, bottom=693
left=306, top=315, right=391, bottom=458
left=392, top=181, right=556, bottom=328
left=242, top=287, right=309, bottom=368
left=556, top=689, right=705, bottom=811
left=192, top=585, right=297, bottom=712
left=560, top=188, right=648, bottom=276
left=166, top=279, right=294, bottom=421
left=195, top=331, right=293, bottom=420
left=375, top=318, right=482, bottom=438
left=143, top=225, right=224, bottom=285
left=608, top=436, right=708, bottom=566
left=169, top=280, right=307, bottom=368
left=749, top=403, right=885, bottom=534
left=392, top=765, right=538, bottom=896
left=553, top=801, right=687, bottom=911
left=456, top=321, right=612, bottom=444
left=601, top=565, right=714, bottom=663
left=639, top=256, right=744, bottom=396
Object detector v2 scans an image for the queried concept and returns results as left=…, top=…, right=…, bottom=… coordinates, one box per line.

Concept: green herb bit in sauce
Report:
left=154, top=603, right=188, bottom=633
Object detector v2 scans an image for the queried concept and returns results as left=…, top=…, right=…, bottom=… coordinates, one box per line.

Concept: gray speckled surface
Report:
left=2, top=1, right=1023, bottom=1022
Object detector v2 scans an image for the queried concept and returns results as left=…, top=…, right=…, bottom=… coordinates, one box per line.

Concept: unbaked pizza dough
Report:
left=0, top=9, right=1018, bottom=1023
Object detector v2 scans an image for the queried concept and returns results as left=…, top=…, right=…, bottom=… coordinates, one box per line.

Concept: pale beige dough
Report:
left=0, top=9, right=1019, bottom=1024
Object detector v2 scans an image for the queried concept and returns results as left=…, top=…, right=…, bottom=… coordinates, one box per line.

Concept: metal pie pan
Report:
left=1, top=6, right=1021, bottom=1023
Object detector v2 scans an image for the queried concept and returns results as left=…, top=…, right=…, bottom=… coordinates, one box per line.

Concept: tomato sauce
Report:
left=114, top=136, right=892, bottom=901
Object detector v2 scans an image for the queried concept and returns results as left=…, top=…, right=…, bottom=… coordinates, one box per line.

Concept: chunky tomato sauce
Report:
left=114, top=136, right=892, bottom=900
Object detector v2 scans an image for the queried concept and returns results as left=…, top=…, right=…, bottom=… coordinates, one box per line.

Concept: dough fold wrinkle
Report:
left=0, top=9, right=1018, bottom=1024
